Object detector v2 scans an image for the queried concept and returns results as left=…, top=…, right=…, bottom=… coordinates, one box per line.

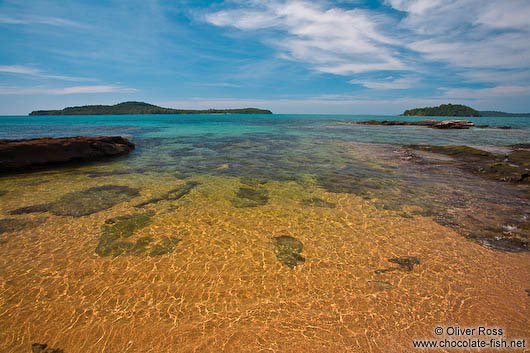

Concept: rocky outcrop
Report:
left=357, top=119, right=476, bottom=129
left=0, top=136, right=135, bottom=172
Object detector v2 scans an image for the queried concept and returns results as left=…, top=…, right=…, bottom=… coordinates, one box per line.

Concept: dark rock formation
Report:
left=0, top=136, right=135, bottom=172
left=357, top=119, right=476, bottom=129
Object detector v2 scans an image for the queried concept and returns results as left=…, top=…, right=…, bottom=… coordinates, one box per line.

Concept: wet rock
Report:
left=10, top=185, right=140, bottom=217
left=358, top=119, right=476, bottom=129
left=231, top=187, right=269, bottom=208
left=0, top=217, right=45, bottom=234
left=0, top=136, right=135, bottom=173
left=272, top=235, right=305, bottom=268
left=406, top=145, right=530, bottom=184
left=95, top=212, right=155, bottom=257
left=431, top=120, right=474, bottom=129
left=301, top=197, right=336, bottom=208
left=31, top=343, right=64, bottom=353
left=134, top=181, right=199, bottom=208
left=149, top=236, right=182, bottom=256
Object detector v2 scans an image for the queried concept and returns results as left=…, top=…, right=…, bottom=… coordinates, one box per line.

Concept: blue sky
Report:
left=1, top=0, right=530, bottom=115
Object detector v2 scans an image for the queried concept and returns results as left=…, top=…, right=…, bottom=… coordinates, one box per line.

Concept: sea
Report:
left=0, top=114, right=529, bottom=352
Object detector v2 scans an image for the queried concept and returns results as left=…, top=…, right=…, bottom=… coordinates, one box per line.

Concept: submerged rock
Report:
left=0, top=217, right=45, bottom=234
left=231, top=187, right=269, bottom=208
left=375, top=256, right=420, bottom=274
left=301, top=197, right=336, bottom=208
left=134, top=181, right=199, bottom=208
left=31, top=343, right=64, bottom=353
left=272, top=235, right=305, bottom=268
left=406, top=145, right=530, bottom=184
left=95, top=211, right=154, bottom=257
left=10, top=185, right=140, bottom=217
left=0, top=136, right=135, bottom=173
left=149, top=236, right=182, bottom=256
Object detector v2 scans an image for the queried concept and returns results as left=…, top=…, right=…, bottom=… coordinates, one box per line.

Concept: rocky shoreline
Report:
left=353, top=119, right=511, bottom=129
left=0, top=136, right=135, bottom=173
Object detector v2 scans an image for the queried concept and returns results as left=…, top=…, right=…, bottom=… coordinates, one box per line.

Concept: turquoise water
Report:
left=1, top=114, right=529, bottom=145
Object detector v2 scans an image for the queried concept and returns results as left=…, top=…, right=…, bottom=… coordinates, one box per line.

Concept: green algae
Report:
left=0, top=217, right=46, bottom=234
left=10, top=185, right=140, bottom=217
left=95, top=212, right=154, bottom=257
left=135, top=181, right=199, bottom=208
left=301, top=197, right=336, bottom=208
left=149, top=236, right=182, bottom=256
left=231, top=187, right=269, bottom=208
left=240, top=176, right=268, bottom=187
left=272, top=235, right=305, bottom=268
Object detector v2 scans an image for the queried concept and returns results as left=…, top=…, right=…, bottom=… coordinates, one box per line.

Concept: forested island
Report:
left=401, top=104, right=480, bottom=117
left=401, top=103, right=530, bottom=117
left=29, top=101, right=273, bottom=116
left=479, top=111, right=530, bottom=117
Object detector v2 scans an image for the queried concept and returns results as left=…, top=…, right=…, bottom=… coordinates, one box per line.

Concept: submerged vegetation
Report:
left=29, top=101, right=272, bottom=116
left=272, top=235, right=305, bottom=268
left=231, top=187, right=269, bottom=208
left=10, top=185, right=140, bottom=217
left=402, top=104, right=480, bottom=117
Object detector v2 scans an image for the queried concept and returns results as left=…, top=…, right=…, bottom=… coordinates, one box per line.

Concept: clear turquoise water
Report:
left=1, top=114, right=529, bottom=145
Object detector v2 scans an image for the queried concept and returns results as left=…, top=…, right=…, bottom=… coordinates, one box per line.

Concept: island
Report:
left=401, top=103, right=530, bottom=118
left=29, top=101, right=273, bottom=116
left=479, top=111, right=530, bottom=117
left=401, top=104, right=480, bottom=117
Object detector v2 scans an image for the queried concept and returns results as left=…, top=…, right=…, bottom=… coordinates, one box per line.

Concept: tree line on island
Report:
left=29, top=101, right=273, bottom=116
left=401, top=103, right=530, bottom=117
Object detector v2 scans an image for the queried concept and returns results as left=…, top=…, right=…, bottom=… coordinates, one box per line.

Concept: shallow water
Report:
left=1, top=114, right=529, bottom=352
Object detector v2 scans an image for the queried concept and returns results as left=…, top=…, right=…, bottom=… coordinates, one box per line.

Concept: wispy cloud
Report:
left=0, top=85, right=137, bottom=95
left=0, top=65, right=95, bottom=82
left=349, top=77, right=418, bottom=89
left=205, top=1, right=407, bottom=75
left=0, top=15, right=85, bottom=27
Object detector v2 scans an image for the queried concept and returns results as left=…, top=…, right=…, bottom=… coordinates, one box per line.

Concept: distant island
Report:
left=401, top=104, right=480, bottom=117
left=29, top=101, right=273, bottom=116
left=479, top=111, right=530, bottom=118
left=401, top=103, right=530, bottom=117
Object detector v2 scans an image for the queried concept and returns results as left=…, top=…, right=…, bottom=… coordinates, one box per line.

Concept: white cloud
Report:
left=0, top=65, right=95, bottom=82
left=0, top=15, right=85, bottom=27
left=0, top=85, right=137, bottom=95
left=349, top=77, right=418, bottom=89
left=205, top=1, right=407, bottom=75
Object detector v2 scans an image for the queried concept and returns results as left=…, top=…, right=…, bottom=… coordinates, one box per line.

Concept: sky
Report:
left=1, top=0, right=530, bottom=115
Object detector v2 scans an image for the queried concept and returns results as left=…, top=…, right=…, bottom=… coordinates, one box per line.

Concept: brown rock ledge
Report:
left=0, top=136, right=135, bottom=172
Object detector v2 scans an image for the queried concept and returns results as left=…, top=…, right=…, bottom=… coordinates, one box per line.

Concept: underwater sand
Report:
left=0, top=116, right=529, bottom=352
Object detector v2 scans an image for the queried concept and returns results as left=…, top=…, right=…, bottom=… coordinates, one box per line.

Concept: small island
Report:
left=29, top=101, right=273, bottom=116
left=401, top=103, right=530, bottom=117
left=401, top=104, right=480, bottom=117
